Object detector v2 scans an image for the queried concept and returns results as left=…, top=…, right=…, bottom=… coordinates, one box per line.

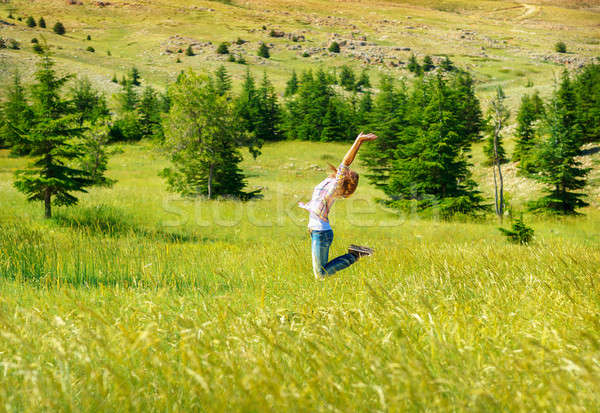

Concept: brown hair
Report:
left=328, top=163, right=359, bottom=198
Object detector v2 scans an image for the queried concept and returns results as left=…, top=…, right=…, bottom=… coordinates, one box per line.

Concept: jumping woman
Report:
left=299, top=132, right=377, bottom=279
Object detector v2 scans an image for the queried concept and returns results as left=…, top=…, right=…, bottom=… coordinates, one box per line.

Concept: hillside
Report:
left=1, top=0, right=599, bottom=109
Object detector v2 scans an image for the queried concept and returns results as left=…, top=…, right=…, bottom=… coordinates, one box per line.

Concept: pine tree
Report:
left=355, top=69, right=371, bottom=91
left=328, top=41, right=340, bottom=53
left=70, top=76, right=109, bottom=126
left=528, top=71, right=589, bottom=214
left=129, top=67, right=141, bottom=86
left=284, top=70, right=299, bottom=96
left=339, top=65, right=356, bottom=91
left=513, top=91, right=544, bottom=166
left=216, top=42, right=229, bottom=54
left=407, top=54, right=422, bottom=75
left=78, top=123, right=117, bottom=188
left=214, top=65, right=232, bottom=97
left=0, top=71, right=34, bottom=154
left=360, top=75, right=409, bottom=189
left=53, top=22, right=65, bottom=35
left=161, top=70, right=261, bottom=199
left=422, top=55, right=434, bottom=72
left=573, top=62, right=600, bottom=143
left=440, top=55, right=455, bottom=72
left=185, top=45, right=194, bottom=56
left=38, top=17, right=46, bottom=28
left=257, top=43, right=270, bottom=58
left=138, top=86, right=163, bottom=140
left=26, top=16, right=36, bottom=27
left=256, top=72, right=282, bottom=141
left=13, top=52, right=96, bottom=218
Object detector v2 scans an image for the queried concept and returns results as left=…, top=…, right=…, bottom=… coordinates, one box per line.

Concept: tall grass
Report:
left=0, top=142, right=599, bottom=411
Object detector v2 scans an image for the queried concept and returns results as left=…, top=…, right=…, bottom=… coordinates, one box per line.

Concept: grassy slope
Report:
left=1, top=0, right=600, bottom=410
left=1, top=141, right=600, bottom=411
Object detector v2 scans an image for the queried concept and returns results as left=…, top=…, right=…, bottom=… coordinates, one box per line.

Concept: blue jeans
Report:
left=310, top=229, right=357, bottom=279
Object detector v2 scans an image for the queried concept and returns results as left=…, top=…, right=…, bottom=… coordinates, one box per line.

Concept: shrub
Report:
left=8, top=12, right=13, bottom=19
left=177, top=48, right=182, bottom=53
left=257, top=43, right=270, bottom=58
left=86, top=34, right=91, bottom=41
left=38, top=17, right=46, bottom=28
left=53, top=22, right=66, bottom=35
left=227, top=54, right=235, bottom=62
left=237, top=55, right=246, bottom=64
left=555, top=41, right=567, bottom=53
left=423, top=55, right=434, bottom=72
left=302, top=51, right=310, bottom=57
left=8, top=38, right=20, bottom=50
left=328, top=41, right=340, bottom=53
left=498, top=215, right=534, bottom=245
left=111, top=74, right=118, bottom=83
left=235, top=37, right=245, bottom=45
left=33, top=43, right=44, bottom=54
left=107, top=50, right=111, bottom=56
left=176, top=57, right=181, bottom=63
left=185, top=45, right=194, bottom=56
left=31, top=38, right=38, bottom=44
left=26, top=16, right=36, bottom=27
left=269, top=29, right=277, bottom=37
left=86, top=46, right=95, bottom=52
left=216, top=42, right=229, bottom=54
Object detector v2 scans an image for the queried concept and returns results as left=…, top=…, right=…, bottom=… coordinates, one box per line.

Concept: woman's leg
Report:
left=311, top=229, right=358, bottom=278
left=311, top=229, right=333, bottom=279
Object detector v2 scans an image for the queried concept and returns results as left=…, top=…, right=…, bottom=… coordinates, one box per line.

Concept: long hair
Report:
left=327, top=163, right=359, bottom=198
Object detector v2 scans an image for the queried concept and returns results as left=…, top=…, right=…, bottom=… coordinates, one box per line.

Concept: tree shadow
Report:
left=52, top=205, right=209, bottom=243
left=581, top=145, right=600, bottom=156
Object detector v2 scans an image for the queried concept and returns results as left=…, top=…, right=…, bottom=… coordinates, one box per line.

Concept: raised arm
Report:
left=341, top=132, right=378, bottom=167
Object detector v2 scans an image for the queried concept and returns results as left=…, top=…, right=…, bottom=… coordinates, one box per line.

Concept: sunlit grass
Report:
left=0, top=141, right=599, bottom=411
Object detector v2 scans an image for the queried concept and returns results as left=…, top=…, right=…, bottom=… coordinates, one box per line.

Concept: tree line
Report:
left=1, top=47, right=598, bottom=218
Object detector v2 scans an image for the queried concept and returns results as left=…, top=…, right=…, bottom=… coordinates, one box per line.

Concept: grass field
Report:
left=2, top=0, right=600, bottom=411
left=1, top=141, right=600, bottom=411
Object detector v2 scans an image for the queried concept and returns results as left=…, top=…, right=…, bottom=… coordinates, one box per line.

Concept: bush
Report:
left=8, top=39, right=19, bottom=50
left=53, top=22, right=66, bottom=35
left=38, top=17, right=46, bottom=28
left=33, top=43, right=44, bottom=54
left=86, top=46, right=95, bottom=52
left=328, top=41, right=340, bottom=53
left=185, top=45, right=194, bottom=56
left=555, top=41, right=567, bottom=53
left=302, top=51, right=310, bottom=57
left=31, top=38, right=38, bottom=44
left=498, top=215, right=534, bottom=245
left=107, top=50, right=111, bottom=56
left=216, top=42, right=229, bottom=54
left=257, top=43, right=270, bottom=58
left=86, top=34, right=91, bottom=41
left=235, top=37, right=245, bottom=45
left=176, top=57, right=181, bottom=63
left=26, top=16, right=36, bottom=27
left=111, top=74, right=118, bottom=83
left=237, top=55, right=246, bottom=64
left=108, top=114, right=143, bottom=142
left=227, top=54, right=235, bottom=62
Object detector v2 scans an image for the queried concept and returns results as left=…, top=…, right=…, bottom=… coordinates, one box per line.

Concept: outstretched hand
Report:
left=358, top=132, right=378, bottom=141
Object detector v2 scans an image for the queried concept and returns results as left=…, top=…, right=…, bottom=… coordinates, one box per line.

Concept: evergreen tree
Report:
left=284, top=70, right=299, bottom=97
left=38, top=17, right=46, bottom=28
left=407, top=54, right=422, bottom=75
left=13, top=52, right=96, bottom=218
left=328, top=41, right=340, bottom=53
left=339, top=65, right=356, bottom=91
left=573, top=62, right=600, bottom=143
left=422, top=55, right=434, bottom=72
left=186, top=45, right=194, bottom=56
left=214, top=65, right=232, bottom=97
left=514, top=91, right=544, bottom=166
left=53, top=22, right=65, bottom=35
left=360, top=75, right=409, bottom=189
left=26, top=16, right=36, bottom=27
left=216, top=42, right=229, bottom=54
left=70, top=76, right=109, bottom=126
left=161, top=70, right=261, bottom=199
left=138, top=86, right=163, bottom=140
left=256, top=72, right=282, bottom=141
left=355, top=69, right=371, bottom=91
left=257, top=43, right=270, bottom=58
left=440, top=55, right=455, bottom=72
left=0, top=71, right=34, bottom=154
left=129, top=67, right=141, bottom=86
left=528, top=71, right=589, bottom=214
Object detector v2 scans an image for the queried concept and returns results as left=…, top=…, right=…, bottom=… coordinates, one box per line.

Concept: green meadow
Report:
left=1, top=141, right=600, bottom=411
left=2, top=0, right=600, bottom=411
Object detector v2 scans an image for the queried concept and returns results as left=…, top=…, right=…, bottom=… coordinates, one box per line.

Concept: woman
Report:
left=299, top=132, right=377, bottom=279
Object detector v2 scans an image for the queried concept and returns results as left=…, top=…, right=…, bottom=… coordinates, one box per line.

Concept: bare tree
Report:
left=488, top=86, right=510, bottom=221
